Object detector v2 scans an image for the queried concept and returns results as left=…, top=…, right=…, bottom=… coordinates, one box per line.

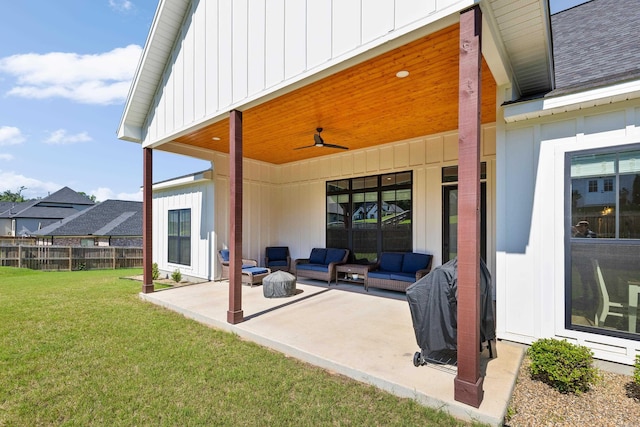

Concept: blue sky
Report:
left=0, top=0, right=587, bottom=201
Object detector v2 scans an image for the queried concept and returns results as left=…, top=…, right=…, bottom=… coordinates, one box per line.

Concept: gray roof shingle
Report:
left=551, top=0, right=640, bottom=93
left=33, top=200, right=142, bottom=237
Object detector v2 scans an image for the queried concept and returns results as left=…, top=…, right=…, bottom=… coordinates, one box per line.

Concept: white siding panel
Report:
left=426, top=136, right=443, bottom=164
left=265, top=0, right=285, bottom=87
left=164, top=65, right=175, bottom=135
left=193, top=0, right=206, bottom=118
left=584, top=110, right=626, bottom=137
left=205, top=0, right=219, bottom=115
left=332, top=0, right=361, bottom=57
left=183, top=10, right=195, bottom=124
left=379, top=146, right=393, bottom=170
left=362, top=0, right=394, bottom=44
left=233, top=0, right=249, bottom=102
left=396, top=0, right=436, bottom=28
left=284, top=0, right=306, bottom=78
left=394, top=143, right=409, bottom=168
left=248, top=0, right=266, bottom=96
left=409, top=139, right=425, bottom=166
left=218, top=0, right=233, bottom=107
left=306, top=0, right=331, bottom=69
left=443, top=133, right=458, bottom=161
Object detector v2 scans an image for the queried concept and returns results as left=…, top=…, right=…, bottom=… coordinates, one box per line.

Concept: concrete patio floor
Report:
left=140, top=279, right=524, bottom=426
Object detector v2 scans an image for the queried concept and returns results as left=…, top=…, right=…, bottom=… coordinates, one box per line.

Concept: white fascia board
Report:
left=117, top=122, right=143, bottom=143
left=503, top=79, right=640, bottom=123
left=152, top=169, right=213, bottom=191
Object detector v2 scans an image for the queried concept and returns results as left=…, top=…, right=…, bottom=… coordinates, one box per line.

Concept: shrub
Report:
left=527, top=338, right=600, bottom=394
left=171, top=269, right=182, bottom=283
left=152, top=262, right=159, bottom=280
left=634, top=355, right=640, bottom=386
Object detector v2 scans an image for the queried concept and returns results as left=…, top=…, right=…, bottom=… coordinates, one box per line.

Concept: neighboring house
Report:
left=0, top=187, right=94, bottom=237
left=31, top=200, right=143, bottom=247
left=119, top=0, right=640, bottom=389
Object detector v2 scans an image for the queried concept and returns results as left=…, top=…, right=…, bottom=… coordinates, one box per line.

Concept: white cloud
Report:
left=0, top=45, right=142, bottom=105
left=0, top=154, right=14, bottom=161
left=92, top=186, right=142, bottom=202
left=0, top=126, right=26, bottom=146
left=109, top=0, right=134, bottom=12
left=0, top=170, right=60, bottom=199
left=44, top=129, right=92, bottom=145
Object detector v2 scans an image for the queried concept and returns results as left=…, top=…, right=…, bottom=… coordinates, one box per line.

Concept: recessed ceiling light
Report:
left=212, top=137, right=221, bottom=141
left=396, top=70, right=409, bottom=78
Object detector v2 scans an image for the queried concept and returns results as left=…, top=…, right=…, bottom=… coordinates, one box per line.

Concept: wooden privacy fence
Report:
left=0, top=246, right=143, bottom=271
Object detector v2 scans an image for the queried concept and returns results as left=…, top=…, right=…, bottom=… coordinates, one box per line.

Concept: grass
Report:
left=0, top=267, right=477, bottom=426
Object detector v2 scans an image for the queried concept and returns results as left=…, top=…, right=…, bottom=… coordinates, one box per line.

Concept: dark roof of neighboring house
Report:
left=550, top=0, right=640, bottom=95
left=32, top=200, right=142, bottom=237
left=0, top=187, right=94, bottom=219
left=40, top=186, right=95, bottom=206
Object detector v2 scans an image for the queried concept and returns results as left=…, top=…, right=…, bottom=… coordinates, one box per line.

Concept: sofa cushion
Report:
left=324, top=248, right=346, bottom=264
left=402, top=253, right=431, bottom=274
left=309, top=248, right=327, bottom=264
left=267, top=247, right=288, bottom=260
left=296, top=263, right=329, bottom=272
left=267, top=259, right=288, bottom=267
left=220, top=249, right=229, bottom=262
left=379, top=252, right=404, bottom=272
left=390, top=272, right=417, bottom=283
left=367, top=271, right=392, bottom=280
left=243, top=267, right=269, bottom=275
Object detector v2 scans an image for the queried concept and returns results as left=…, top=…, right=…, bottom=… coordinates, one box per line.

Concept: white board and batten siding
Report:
left=497, top=99, right=640, bottom=365
left=143, top=0, right=474, bottom=146
left=152, top=174, right=215, bottom=281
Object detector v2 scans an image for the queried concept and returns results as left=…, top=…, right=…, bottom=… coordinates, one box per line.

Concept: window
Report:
left=567, top=147, right=640, bottom=338
left=326, top=171, right=412, bottom=262
left=604, top=178, right=614, bottom=192
left=588, top=180, right=598, bottom=193
left=168, top=209, right=191, bottom=265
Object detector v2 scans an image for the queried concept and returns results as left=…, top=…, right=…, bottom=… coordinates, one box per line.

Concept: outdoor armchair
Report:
left=265, top=246, right=291, bottom=272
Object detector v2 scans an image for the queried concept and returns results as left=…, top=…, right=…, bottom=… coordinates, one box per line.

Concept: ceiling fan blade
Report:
left=294, top=144, right=316, bottom=150
left=314, top=134, right=324, bottom=145
left=323, top=143, right=349, bottom=150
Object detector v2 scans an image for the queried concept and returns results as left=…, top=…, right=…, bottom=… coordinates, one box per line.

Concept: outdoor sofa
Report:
left=294, top=248, right=349, bottom=284
left=366, top=252, right=433, bottom=292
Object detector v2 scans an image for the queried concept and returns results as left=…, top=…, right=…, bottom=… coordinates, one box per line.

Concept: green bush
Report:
left=152, top=262, right=159, bottom=280
left=634, top=355, right=640, bottom=386
left=527, top=338, right=600, bottom=394
left=171, top=269, right=182, bottom=283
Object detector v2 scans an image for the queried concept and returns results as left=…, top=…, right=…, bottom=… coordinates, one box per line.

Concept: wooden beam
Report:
left=142, top=147, right=154, bottom=294
left=227, top=110, right=244, bottom=324
left=454, top=5, right=483, bottom=408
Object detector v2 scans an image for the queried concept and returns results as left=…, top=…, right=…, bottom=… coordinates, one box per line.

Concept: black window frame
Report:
left=326, top=171, right=413, bottom=263
left=168, top=208, right=191, bottom=266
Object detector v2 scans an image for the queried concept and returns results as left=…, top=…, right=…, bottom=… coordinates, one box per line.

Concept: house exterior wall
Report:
left=142, top=0, right=472, bottom=146
left=153, top=179, right=214, bottom=281
left=0, top=219, right=11, bottom=236
left=497, top=98, right=640, bottom=365
left=207, top=125, right=497, bottom=287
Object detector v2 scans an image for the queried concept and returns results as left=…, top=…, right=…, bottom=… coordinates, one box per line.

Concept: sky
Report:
left=0, top=0, right=588, bottom=202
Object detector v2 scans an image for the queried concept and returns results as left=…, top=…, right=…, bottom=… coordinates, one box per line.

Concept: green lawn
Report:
left=0, top=267, right=476, bottom=426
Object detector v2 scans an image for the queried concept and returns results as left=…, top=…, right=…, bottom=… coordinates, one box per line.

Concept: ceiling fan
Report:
left=294, top=128, right=348, bottom=151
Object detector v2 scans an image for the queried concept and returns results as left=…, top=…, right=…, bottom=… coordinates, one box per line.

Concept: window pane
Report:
left=381, top=190, right=411, bottom=229
left=618, top=150, right=640, bottom=174
left=571, top=153, right=616, bottom=177
left=327, top=195, right=347, bottom=229
left=168, top=211, right=179, bottom=236
left=180, top=237, right=191, bottom=265
left=180, top=210, right=191, bottom=237
left=168, top=236, right=178, bottom=263
left=352, top=192, right=377, bottom=229
left=327, top=179, right=349, bottom=192
left=571, top=242, right=640, bottom=334
left=620, top=172, right=640, bottom=238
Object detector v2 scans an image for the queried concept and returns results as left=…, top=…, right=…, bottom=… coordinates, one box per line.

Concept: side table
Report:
left=335, top=264, right=372, bottom=288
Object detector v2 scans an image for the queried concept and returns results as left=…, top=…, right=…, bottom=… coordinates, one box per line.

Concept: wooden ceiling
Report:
left=174, top=24, right=496, bottom=165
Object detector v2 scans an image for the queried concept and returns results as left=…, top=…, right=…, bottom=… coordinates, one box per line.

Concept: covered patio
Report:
left=141, top=278, right=523, bottom=426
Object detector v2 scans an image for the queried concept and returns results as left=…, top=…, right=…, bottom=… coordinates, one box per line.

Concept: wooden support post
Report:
left=227, top=110, right=244, bottom=324
left=142, top=147, right=154, bottom=293
left=454, top=5, right=483, bottom=408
